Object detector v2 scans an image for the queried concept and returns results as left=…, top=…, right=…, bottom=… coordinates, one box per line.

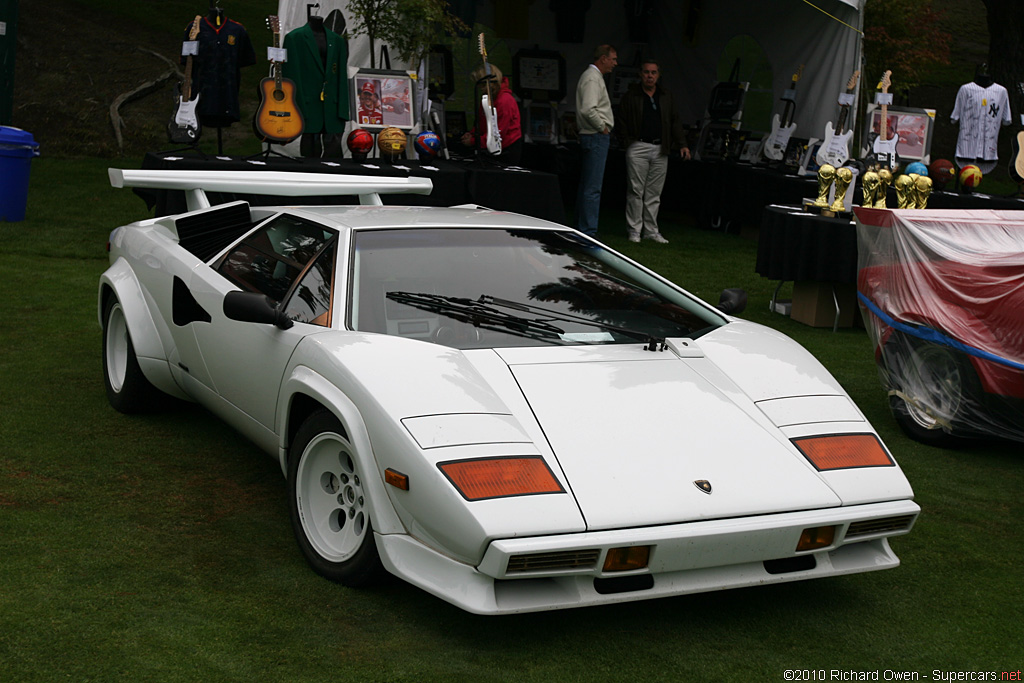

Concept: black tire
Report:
left=288, top=409, right=385, bottom=586
left=885, top=333, right=979, bottom=447
left=102, top=295, right=162, bottom=414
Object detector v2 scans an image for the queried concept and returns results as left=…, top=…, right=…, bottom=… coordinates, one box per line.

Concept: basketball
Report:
left=414, top=130, right=442, bottom=159
left=377, top=127, right=407, bottom=158
left=959, top=164, right=982, bottom=189
left=929, top=158, right=955, bottom=189
left=347, top=128, right=374, bottom=157
left=905, top=161, right=928, bottom=176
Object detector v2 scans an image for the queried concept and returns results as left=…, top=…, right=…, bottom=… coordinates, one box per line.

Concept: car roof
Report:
left=271, top=204, right=570, bottom=233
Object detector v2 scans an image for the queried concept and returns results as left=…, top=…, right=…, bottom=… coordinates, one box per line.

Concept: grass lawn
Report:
left=1, top=157, right=1021, bottom=681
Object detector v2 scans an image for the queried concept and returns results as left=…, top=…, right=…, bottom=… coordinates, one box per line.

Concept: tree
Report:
left=346, top=0, right=468, bottom=69
left=982, top=0, right=1024, bottom=119
left=862, top=0, right=951, bottom=96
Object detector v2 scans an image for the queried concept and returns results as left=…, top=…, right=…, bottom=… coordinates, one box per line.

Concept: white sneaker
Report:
left=645, top=233, right=669, bottom=244
left=628, top=235, right=641, bottom=243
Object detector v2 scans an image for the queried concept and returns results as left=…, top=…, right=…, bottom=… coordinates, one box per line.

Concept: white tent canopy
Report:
left=276, top=0, right=863, bottom=146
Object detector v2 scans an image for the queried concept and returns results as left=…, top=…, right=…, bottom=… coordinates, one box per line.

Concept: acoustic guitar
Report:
left=871, top=70, right=900, bottom=170
left=763, top=66, right=803, bottom=161
left=253, top=15, right=304, bottom=145
left=817, top=70, right=860, bottom=167
left=167, top=16, right=202, bottom=145
left=1009, top=83, right=1024, bottom=183
left=477, top=33, right=502, bottom=155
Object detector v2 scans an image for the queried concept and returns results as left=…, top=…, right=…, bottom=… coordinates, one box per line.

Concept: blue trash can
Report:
left=0, top=126, right=41, bottom=222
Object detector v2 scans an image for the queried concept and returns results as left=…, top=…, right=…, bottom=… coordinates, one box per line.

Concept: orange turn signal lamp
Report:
left=438, top=456, right=564, bottom=501
left=796, top=525, right=836, bottom=552
left=792, top=433, right=893, bottom=471
left=384, top=468, right=409, bottom=491
left=603, top=546, right=652, bottom=572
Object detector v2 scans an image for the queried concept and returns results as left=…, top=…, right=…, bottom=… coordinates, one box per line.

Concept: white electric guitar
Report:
left=477, top=33, right=502, bottom=155
left=763, top=65, right=803, bottom=161
left=817, top=70, right=860, bottom=167
left=872, top=70, right=900, bottom=170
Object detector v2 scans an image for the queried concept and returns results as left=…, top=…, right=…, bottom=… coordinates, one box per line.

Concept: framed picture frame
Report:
left=527, top=103, right=556, bottom=143
left=783, top=136, right=808, bottom=172
left=427, top=45, right=455, bottom=100
left=512, top=49, right=566, bottom=101
left=738, top=138, right=761, bottom=163
left=862, top=104, right=936, bottom=163
left=352, top=69, right=416, bottom=130
left=798, top=138, right=823, bottom=176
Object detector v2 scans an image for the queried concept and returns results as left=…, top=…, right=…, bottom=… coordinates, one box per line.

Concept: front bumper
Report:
left=376, top=499, right=920, bottom=615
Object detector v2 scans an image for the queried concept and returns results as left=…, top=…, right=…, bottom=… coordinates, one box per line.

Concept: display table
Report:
left=755, top=204, right=859, bottom=329
left=137, top=152, right=566, bottom=224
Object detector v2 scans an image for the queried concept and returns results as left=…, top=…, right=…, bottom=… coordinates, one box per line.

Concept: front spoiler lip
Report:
left=376, top=499, right=920, bottom=615
left=478, top=499, right=920, bottom=579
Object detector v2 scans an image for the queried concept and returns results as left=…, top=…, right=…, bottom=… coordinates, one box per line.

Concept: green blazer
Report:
left=282, top=23, right=350, bottom=134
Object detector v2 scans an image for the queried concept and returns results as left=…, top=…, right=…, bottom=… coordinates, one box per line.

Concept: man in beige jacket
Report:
left=574, top=44, right=617, bottom=237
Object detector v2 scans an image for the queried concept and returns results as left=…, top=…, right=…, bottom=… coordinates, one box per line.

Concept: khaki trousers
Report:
left=625, top=141, right=668, bottom=238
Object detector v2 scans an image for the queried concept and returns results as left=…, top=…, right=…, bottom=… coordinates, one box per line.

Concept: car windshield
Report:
left=349, top=228, right=725, bottom=349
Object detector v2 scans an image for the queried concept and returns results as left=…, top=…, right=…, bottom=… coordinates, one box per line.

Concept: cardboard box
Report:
left=791, top=281, right=859, bottom=328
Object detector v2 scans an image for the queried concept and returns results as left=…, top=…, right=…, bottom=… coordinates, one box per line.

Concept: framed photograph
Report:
left=783, top=136, right=808, bottom=172
left=862, top=104, right=936, bottom=162
left=512, top=49, right=566, bottom=101
left=527, top=104, right=556, bottom=143
left=798, top=139, right=823, bottom=176
left=695, top=123, right=745, bottom=162
left=353, top=69, right=416, bottom=130
left=738, top=138, right=761, bottom=163
left=444, top=110, right=467, bottom=147
left=609, top=66, right=639, bottom=104
left=427, top=45, right=454, bottom=99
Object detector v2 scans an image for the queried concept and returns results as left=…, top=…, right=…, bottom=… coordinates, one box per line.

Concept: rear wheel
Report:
left=102, top=295, right=162, bottom=413
left=886, top=333, right=978, bottom=447
left=288, top=409, right=384, bottom=586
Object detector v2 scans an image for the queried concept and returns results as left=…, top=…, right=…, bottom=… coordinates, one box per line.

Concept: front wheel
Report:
left=288, top=409, right=385, bottom=586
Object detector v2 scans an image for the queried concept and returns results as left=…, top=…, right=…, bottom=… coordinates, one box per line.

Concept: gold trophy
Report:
left=862, top=171, right=880, bottom=207
left=830, top=167, right=853, bottom=212
left=873, top=168, right=893, bottom=208
left=913, top=174, right=933, bottom=209
left=815, top=164, right=836, bottom=208
left=895, top=174, right=915, bottom=208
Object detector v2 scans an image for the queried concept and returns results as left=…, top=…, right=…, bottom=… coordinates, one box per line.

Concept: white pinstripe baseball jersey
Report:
left=951, top=81, right=1011, bottom=160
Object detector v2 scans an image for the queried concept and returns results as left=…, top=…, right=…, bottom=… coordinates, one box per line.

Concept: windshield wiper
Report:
left=387, top=291, right=665, bottom=350
left=385, top=292, right=566, bottom=342
left=479, top=296, right=666, bottom=351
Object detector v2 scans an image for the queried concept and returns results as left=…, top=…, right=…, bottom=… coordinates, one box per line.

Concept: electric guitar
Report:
left=817, top=70, right=860, bottom=167
left=477, top=33, right=502, bottom=155
left=253, top=15, right=304, bottom=145
left=167, top=16, right=202, bottom=144
left=871, top=70, right=900, bottom=170
left=763, top=65, right=803, bottom=161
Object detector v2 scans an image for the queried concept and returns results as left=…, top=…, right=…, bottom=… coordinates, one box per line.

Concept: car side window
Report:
left=283, top=239, right=336, bottom=327
left=217, top=215, right=334, bottom=303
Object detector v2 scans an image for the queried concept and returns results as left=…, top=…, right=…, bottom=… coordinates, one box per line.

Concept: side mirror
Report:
left=716, top=288, right=747, bottom=315
left=223, top=291, right=294, bottom=330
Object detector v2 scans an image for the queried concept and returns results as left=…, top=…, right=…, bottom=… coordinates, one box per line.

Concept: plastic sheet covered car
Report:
left=856, top=208, right=1024, bottom=447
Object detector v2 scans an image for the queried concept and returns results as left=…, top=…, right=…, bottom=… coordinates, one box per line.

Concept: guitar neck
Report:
left=182, top=56, right=194, bottom=100
left=879, top=103, right=887, bottom=139
left=273, top=32, right=283, bottom=89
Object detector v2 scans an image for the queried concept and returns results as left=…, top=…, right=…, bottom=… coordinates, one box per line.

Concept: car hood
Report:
left=495, top=342, right=842, bottom=530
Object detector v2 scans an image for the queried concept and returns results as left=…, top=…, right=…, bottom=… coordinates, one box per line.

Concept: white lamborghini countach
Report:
left=100, top=169, right=918, bottom=614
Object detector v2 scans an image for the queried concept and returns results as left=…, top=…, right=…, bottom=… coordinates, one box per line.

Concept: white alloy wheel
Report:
left=288, top=409, right=384, bottom=585
left=295, top=431, right=369, bottom=563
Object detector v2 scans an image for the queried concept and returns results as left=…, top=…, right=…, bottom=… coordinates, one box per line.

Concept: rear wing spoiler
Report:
left=108, top=168, right=434, bottom=212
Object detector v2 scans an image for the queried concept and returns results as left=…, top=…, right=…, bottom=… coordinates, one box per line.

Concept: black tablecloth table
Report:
left=136, top=152, right=565, bottom=223
left=756, top=204, right=860, bottom=329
